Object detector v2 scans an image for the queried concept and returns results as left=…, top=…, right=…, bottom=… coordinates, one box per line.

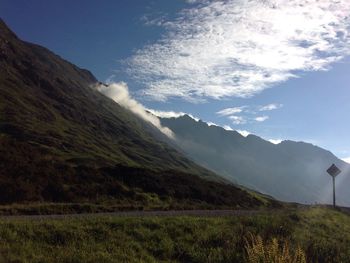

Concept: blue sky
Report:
left=1, top=0, right=349, bottom=161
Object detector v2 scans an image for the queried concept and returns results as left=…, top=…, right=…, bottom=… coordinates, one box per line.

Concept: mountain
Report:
left=0, top=19, right=272, bottom=209
left=161, top=115, right=350, bottom=206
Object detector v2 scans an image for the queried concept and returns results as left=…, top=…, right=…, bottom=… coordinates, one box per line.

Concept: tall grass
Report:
left=245, top=233, right=306, bottom=263
left=0, top=208, right=348, bottom=262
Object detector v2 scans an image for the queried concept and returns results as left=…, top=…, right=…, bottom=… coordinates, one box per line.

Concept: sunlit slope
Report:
left=0, top=19, right=206, bottom=173
left=0, top=18, right=268, bottom=208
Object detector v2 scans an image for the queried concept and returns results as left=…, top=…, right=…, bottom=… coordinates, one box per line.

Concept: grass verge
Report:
left=0, top=207, right=349, bottom=262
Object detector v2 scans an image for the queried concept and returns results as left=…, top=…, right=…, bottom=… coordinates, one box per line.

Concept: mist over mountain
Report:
left=0, top=18, right=267, bottom=208
left=161, top=115, right=350, bottom=206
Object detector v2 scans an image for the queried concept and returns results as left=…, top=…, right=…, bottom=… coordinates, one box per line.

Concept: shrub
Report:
left=245, top=233, right=306, bottom=263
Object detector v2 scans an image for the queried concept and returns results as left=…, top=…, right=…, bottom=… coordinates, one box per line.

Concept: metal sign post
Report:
left=327, top=164, right=341, bottom=208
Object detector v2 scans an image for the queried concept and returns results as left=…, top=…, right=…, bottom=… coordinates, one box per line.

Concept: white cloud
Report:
left=146, top=109, right=233, bottom=130
left=255, top=116, right=269, bottom=122
left=148, top=109, right=200, bottom=121
left=268, top=139, right=283, bottom=144
left=218, top=106, right=276, bottom=123
left=147, top=109, right=186, bottom=118
left=223, top=125, right=233, bottom=131
left=185, top=0, right=205, bottom=4
left=342, top=157, right=350, bottom=164
left=96, top=82, right=174, bottom=138
left=259, top=103, right=283, bottom=111
left=229, top=115, right=246, bottom=125
left=216, top=106, right=246, bottom=116
left=237, top=130, right=251, bottom=137
left=127, top=0, right=350, bottom=102
left=140, top=14, right=167, bottom=27
left=207, top=121, right=218, bottom=127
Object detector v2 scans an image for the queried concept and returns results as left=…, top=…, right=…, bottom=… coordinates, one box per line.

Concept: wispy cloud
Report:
left=127, top=0, right=350, bottom=102
left=259, top=103, right=283, bottom=111
left=223, top=125, right=233, bottom=131
left=342, top=157, right=350, bottom=164
left=217, top=104, right=279, bottom=124
left=140, top=13, right=167, bottom=27
left=185, top=0, right=203, bottom=4
left=207, top=121, right=218, bottom=127
left=229, top=115, right=246, bottom=125
left=96, top=82, right=174, bottom=138
left=147, top=109, right=186, bottom=118
left=237, top=130, right=251, bottom=137
left=268, top=139, right=283, bottom=144
left=148, top=109, right=200, bottom=121
left=149, top=110, right=236, bottom=129
left=219, top=125, right=252, bottom=137
left=216, top=106, right=246, bottom=116
left=255, top=116, right=269, bottom=122
left=145, top=107, right=279, bottom=142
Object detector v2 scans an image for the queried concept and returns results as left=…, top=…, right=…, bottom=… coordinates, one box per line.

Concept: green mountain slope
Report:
left=0, top=19, right=271, bottom=209
left=0, top=17, right=221, bottom=173
left=0, top=19, right=202, bottom=172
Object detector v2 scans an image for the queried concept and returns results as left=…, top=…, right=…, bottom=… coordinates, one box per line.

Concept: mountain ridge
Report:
left=161, top=114, right=350, bottom=205
left=0, top=18, right=197, bottom=171
left=0, top=18, right=271, bottom=208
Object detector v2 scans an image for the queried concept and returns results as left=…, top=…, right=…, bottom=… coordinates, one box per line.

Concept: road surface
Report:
left=0, top=205, right=346, bottom=220
left=0, top=209, right=270, bottom=220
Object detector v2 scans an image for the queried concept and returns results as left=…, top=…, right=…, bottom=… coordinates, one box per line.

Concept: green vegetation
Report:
left=245, top=234, right=306, bottom=263
left=0, top=136, right=277, bottom=209
left=0, top=207, right=349, bottom=262
left=0, top=19, right=275, bottom=210
left=0, top=18, right=217, bottom=176
left=1, top=18, right=349, bottom=263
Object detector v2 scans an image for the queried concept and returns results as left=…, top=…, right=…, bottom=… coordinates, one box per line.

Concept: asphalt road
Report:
left=0, top=209, right=267, bottom=220
left=0, top=205, right=347, bottom=220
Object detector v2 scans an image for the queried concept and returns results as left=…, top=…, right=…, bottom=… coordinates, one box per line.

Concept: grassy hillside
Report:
left=0, top=18, right=208, bottom=174
left=0, top=207, right=349, bottom=262
left=0, top=18, right=273, bottom=208
left=0, top=133, right=273, bottom=209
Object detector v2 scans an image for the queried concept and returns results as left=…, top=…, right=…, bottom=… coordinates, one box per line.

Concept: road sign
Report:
left=326, top=164, right=342, bottom=208
left=327, top=164, right=341, bottom=177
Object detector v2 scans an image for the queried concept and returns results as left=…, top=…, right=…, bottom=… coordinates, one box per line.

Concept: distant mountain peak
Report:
left=161, top=115, right=350, bottom=206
